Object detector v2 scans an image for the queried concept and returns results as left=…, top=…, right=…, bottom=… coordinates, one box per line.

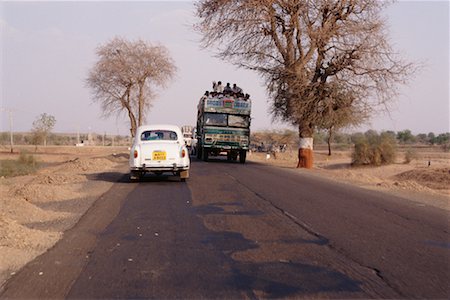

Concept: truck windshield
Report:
left=204, top=113, right=227, bottom=126
left=228, top=115, right=249, bottom=128
left=141, top=130, right=178, bottom=141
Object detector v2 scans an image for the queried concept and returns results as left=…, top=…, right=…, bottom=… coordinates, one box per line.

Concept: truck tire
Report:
left=231, top=151, right=238, bottom=161
left=196, top=146, right=202, bottom=159
left=227, top=152, right=232, bottom=161
left=239, top=150, right=246, bottom=164
left=202, top=148, right=209, bottom=162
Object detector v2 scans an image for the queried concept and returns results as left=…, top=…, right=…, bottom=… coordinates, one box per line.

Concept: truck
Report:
left=181, top=125, right=194, bottom=147
left=195, top=91, right=251, bottom=163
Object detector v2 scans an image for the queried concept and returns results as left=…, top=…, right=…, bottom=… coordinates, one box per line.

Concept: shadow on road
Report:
left=86, top=172, right=129, bottom=183
left=192, top=202, right=361, bottom=298
left=199, top=224, right=361, bottom=298
left=232, top=261, right=361, bottom=298
left=87, top=172, right=187, bottom=183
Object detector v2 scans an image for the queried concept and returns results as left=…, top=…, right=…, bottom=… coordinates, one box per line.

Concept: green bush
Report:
left=352, top=131, right=397, bottom=166
left=0, top=152, right=38, bottom=177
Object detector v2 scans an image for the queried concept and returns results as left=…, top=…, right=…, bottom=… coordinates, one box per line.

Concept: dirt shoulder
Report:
left=248, top=149, right=450, bottom=211
left=0, top=146, right=129, bottom=286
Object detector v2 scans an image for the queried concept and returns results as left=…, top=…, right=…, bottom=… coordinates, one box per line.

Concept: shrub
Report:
left=0, top=152, right=38, bottom=177
left=352, top=131, right=397, bottom=166
left=404, top=149, right=418, bottom=164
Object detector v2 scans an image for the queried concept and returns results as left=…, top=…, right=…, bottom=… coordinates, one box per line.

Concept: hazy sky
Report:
left=1, top=0, right=449, bottom=136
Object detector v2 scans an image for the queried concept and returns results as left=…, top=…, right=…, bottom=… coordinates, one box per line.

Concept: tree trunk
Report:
left=122, top=87, right=137, bottom=137
left=128, top=110, right=137, bottom=137
left=296, top=124, right=314, bottom=169
left=124, top=100, right=137, bottom=137
left=138, top=82, right=145, bottom=127
left=327, top=127, right=333, bottom=156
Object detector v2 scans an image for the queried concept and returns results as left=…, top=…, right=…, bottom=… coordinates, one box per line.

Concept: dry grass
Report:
left=0, top=152, right=39, bottom=177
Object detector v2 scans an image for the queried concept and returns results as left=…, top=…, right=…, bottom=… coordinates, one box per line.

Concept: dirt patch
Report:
left=394, top=168, right=450, bottom=190
left=63, top=157, right=117, bottom=173
left=0, top=146, right=129, bottom=286
left=32, top=173, right=87, bottom=185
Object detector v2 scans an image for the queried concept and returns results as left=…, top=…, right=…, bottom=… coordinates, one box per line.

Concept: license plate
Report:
left=152, top=151, right=166, bottom=161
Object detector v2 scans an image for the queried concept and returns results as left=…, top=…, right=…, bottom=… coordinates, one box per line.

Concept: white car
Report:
left=129, top=125, right=190, bottom=181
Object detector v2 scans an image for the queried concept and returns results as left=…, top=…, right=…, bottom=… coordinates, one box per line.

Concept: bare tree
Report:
left=87, top=37, right=176, bottom=137
left=316, top=82, right=368, bottom=155
left=32, top=113, right=56, bottom=147
left=196, top=0, right=415, bottom=168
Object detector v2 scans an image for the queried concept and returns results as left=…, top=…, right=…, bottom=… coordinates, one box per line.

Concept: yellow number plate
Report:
left=152, top=151, right=166, bottom=161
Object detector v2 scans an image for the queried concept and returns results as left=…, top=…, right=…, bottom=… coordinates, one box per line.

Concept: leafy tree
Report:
left=396, top=129, right=415, bottom=144
left=87, top=37, right=176, bottom=137
left=435, top=133, right=450, bottom=145
left=333, top=132, right=351, bottom=145
left=313, top=130, right=327, bottom=145
left=31, top=113, right=56, bottom=147
left=416, top=133, right=428, bottom=144
left=350, top=132, right=365, bottom=145
left=196, top=0, right=414, bottom=168
left=427, top=132, right=436, bottom=145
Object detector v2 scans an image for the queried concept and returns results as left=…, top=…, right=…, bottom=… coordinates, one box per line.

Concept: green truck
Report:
left=196, top=93, right=251, bottom=163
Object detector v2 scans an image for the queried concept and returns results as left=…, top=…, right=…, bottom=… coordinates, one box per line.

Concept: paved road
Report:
left=1, top=158, right=449, bottom=298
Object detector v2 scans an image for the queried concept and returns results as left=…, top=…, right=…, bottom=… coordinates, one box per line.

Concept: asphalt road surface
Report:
left=1, top=158, right=449, bottom=299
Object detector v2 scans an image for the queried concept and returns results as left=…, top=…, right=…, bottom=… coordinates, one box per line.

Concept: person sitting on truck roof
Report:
left=223, top=82, right=233, bottom=94
left=215, top=81, right=224, bottom=93
left=201, top=91, right=210, bottom=100
left=232, top=83, right=243, bottom=94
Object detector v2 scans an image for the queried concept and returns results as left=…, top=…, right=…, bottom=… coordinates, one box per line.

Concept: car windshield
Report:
left=204, top=113, right=227, bottom=126
left=141, top=130, right=178, bottom=141
left=228, top=115, right=249, bottom=128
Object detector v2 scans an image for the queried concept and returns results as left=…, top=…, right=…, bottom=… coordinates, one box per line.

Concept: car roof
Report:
left=137, top=124, right=182, bottom=134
